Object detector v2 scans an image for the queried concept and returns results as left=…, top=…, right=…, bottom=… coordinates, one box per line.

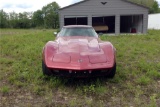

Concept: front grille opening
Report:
left=50, top=68, right=112, bottom=77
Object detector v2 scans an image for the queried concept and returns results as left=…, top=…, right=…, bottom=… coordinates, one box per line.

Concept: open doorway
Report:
left=120, top=15, right=143, bottom=33
left=64, top=16, right=88, bottom=26
left=92, top=16, right=115, bottom=33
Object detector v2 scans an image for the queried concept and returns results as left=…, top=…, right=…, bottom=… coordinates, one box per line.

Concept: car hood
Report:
left=57, top=36, right=101, bottom=53
left=52, top=36, right=107, bottom=64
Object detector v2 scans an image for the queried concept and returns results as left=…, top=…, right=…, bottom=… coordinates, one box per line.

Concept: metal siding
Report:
left=143, top=12, right=148, bottom=33
left=115, top=14, right=120, bottom=35
left=88, top=14, right=92, bottom=26
left=148, top=14, right=160, bottom=30
left=59, top=0, right=148, bottom=34
left=60, top=0, right=147, bottom=12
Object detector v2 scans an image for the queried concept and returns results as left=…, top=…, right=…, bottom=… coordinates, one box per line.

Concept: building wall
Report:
left=59, top=0, right=148, bottom=34
left=148, top=13, right=160, bottom=30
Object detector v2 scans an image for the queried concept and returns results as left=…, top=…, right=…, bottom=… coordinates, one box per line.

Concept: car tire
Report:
left=108, top=63, right=116, bottom=78
left=42, top=60, right=52, bottom=76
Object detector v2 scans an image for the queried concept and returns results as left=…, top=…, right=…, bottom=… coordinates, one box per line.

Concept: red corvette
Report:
left=42, top=25, right=116, bottom=78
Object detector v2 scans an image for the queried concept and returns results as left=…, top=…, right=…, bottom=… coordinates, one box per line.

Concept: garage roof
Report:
left=59, top=0, right=149, bottom=11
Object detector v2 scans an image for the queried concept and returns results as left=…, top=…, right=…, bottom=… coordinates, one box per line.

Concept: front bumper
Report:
left=49, top=68, right=112, bottom=77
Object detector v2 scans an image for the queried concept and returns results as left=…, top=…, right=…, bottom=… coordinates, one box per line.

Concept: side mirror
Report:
left=54, top=32, right=57, bottom=35
left=54, top=32, right=58, bottom=37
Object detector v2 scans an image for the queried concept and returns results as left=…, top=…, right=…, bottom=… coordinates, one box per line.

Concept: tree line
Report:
left=128, top=0, right=160, bottom=13
left=0, top=2, right=60, bottom=29
left=0, top=1, right=160, bottom=29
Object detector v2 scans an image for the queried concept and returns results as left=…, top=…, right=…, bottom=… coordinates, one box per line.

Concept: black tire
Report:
left=42, top=60, right=52, bottom=76
left=108, top=63, right=116, bottom=78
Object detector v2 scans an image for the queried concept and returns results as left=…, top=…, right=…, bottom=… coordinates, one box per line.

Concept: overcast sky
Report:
left=0, top=0, right=159, bottom=13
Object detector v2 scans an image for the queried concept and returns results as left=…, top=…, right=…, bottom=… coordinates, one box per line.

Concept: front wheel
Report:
left=42, top=60, right=52, bottom=76
left=108, top=63, right=116, bottom=78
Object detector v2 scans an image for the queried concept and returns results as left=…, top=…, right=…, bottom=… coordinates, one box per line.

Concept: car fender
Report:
left=99, top=42, right=116, bottom=66
left=42, top=41, right=58, bottom=66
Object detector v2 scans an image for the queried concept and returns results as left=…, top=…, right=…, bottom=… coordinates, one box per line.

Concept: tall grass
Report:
left=0, top=29, right=160, bottom=106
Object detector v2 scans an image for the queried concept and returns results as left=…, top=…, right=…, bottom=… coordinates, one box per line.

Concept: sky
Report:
left=0, top=0, right=82, bottom=13
left=0, top=0, right=160, bottom=13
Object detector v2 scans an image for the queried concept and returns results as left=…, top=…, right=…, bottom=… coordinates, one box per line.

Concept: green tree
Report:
left=150, top=1, right=159, bottom=13
left=128, top=0, right=160, bottom=13
left=42, top=2, right=60, bottom=28
left=128, top=0, right=154, bottom=8
left=33, top=10, right=44, bottom=28
left=0, top=10, right=9, bottom=28
left=8, top=11, right=19, bottom=28
left=17, top=12, right=32, bottom=28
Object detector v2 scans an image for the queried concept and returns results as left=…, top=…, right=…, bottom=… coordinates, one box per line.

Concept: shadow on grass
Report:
left=42, top=75, right=114, bottom=87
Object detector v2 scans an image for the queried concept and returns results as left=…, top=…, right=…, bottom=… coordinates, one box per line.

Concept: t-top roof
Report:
left=63, top=25, right=92, bottom=28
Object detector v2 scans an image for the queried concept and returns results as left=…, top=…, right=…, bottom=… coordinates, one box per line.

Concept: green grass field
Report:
left=0, top=29, right=160, bottom=107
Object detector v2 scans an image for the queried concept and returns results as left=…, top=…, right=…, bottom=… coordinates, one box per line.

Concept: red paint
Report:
left=43, top=38, right=115, bottom=69
left=42, top=25, right=116, bottom=77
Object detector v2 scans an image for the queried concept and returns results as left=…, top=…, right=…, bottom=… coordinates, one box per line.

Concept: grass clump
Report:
left=136, top=75, right=151, bottom=85
left=0, top=86, right=10, bottom=95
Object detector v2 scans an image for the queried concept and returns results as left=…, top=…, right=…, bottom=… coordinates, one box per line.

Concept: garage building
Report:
left=59, top=0, right=149, bottom=35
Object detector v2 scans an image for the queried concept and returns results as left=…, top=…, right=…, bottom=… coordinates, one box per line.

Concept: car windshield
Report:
left=59, top=27, right=98, bottom=37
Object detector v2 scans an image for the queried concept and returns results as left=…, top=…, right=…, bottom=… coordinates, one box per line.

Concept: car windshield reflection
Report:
left=59, top=27, right=98, bottom=37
